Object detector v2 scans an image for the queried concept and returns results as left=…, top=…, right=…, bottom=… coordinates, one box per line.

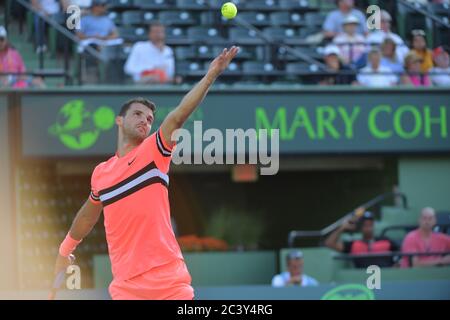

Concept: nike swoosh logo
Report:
left=128, top=157, right=136, bottom=166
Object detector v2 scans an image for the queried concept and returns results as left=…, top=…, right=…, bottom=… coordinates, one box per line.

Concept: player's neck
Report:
left=117, top=135, right=140, bottom=158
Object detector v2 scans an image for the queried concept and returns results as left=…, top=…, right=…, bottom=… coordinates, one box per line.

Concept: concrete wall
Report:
left=399, top=157, right=450, bottom=212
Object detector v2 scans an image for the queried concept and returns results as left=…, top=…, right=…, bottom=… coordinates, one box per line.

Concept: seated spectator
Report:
left=124, top=22, right=175, bottom=84
left=333, top=15, right=366, bottom=65
left=272, top=250, right=319, bottom=287
left=400, top=52, right=431, bottom=86
left=0, top=26, right=27, bottom=88
left=401, top=207, right=450, bottom=268
left=409, top=29, right=433, bottom=73
left=357, top=48, right=398, bottom=87
left=366, top=10, right=409, bottom=63
left=32, top=0, right=66, bottom=53
left=76, top=0, right=118, bottom=41
left=318, top=45, right=357, bottom=85
left=325, top=210, right=399, bottom=268
left=323, top=0, right=367, bottom=40
left=380, top=38, right=404, bottom=75
left=430, top=46, right=450, bottom=86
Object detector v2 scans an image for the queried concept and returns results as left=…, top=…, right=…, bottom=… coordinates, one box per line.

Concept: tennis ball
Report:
left=221, top=2, right=237, bottom=20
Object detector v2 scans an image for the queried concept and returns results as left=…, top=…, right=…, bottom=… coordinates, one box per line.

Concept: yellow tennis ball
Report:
left=221, top=2, right=237, bottom=19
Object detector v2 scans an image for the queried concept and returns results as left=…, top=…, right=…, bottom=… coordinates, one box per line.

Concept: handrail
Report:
left=288, top=191, right=408, bottom=247
left=398, top=0, right=450, bottom=29
left=333, top=251, right=450, bottom=260
left=333, top=250, right=450, bottom=267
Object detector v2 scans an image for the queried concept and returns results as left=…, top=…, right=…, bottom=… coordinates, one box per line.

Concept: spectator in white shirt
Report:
left=380, top=37, right=404, bottom=75
left=357, top=48, right=398, bottom=87
left=366, top=10, right=409, bottom=63
left=272, top=250, right=319, bottom=288
left=333, top=15, right=366, bottom=66
left=322, top=0, right=367, bottom=40
left=124, top=22, right=175, bottom=84
left=430, top=46, right=450, bottom=87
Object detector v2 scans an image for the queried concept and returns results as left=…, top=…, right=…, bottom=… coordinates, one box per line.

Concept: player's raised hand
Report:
left=207, top=46, right=239, bottom=79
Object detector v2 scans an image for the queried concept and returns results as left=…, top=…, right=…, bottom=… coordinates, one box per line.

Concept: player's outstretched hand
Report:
left=207, top=46, right=239, bottom=79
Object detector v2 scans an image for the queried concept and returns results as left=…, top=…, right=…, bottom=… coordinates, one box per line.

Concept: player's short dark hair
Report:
left=119, top=97, right=156, bottom=117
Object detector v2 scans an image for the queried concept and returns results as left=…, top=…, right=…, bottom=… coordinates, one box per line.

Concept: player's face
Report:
left=121, top=103, right=154, bottom=142
left=287, top=258, right=303, bottom=277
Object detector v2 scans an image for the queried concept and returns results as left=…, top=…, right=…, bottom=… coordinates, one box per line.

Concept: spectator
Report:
left=409, top=29, right=433, bottom=73
left=76, top=0, right=118, bottom=41
left=124, top=22, right=175, bottom=84
left=366, top=10, right=409, bottom=63
left=323, top=0, right=367, bottom=39
left=380, top=38, right=404, bottom=75
left=0, top=26, right=28, bottom=88
left=401, top=207, right=450, bottom=268
left=31, top=0, right=66, bottom=53
left=318, top=45, right=357, bottom=85
left=333, top=15, right=366, bottom=65
left=357, top=48, right=398, bottom=87
left=325, top=210, right=399, bottom=268
left=400, top=52, right=431, bottom=86
left=271, top=250, right=319, bottom=287
left=430, top=46, right=450, bottom=86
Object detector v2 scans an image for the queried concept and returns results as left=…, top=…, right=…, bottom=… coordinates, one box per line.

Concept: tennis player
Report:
left=53, top=46, right=239, bottom=300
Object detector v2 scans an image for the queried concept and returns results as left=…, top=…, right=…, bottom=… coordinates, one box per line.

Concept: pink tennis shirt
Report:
left=401, top=229, right=450, bottom=268
left=89, top=128, right=184, bottom=281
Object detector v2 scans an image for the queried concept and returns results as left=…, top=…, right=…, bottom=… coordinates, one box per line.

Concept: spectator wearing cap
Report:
left=357, top=48, right=398, bottom=87
left=31, top=0, right=66, bottom=53
left=76, top=0, right=118, bottom=41
left=271, top=250, right=319, bottom=287
left=0, top=26, right=28, bottom=88
left=409, top=29, right=433, bottom=73
left=124, top=22, right=175, bottom=84
left=430, top=46, right=450, bottom=86
left=380, top=38, right=404, bottom=75
left=401, top=207, right=450, bottom=268
left=401, top=52, right=431, bottom=86
left=317, top=45, right=357, bottom=85
left=333, top=15, right=366, bottom=65
left=323, top=0, right=367, bottom=40
left=366, top=10, right=409, bottom=63
left=325, top=208, right=399, bottom=268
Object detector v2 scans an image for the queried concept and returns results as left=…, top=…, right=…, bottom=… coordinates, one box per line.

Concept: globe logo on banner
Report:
left=48, top=100, right=115, bottom=150
left=321, top=284, right=375, bottom=300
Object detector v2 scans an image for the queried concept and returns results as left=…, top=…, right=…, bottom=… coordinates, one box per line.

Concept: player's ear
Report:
left=115, top=115, right=123, bottom=126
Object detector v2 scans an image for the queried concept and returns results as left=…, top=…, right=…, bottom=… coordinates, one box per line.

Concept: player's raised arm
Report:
left=160, top=46, right=239, bottom=147
left=52, top=199, right=103, bottom=276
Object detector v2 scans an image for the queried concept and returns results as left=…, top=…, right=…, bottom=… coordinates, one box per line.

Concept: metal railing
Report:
left=333, top=251, right=450, bottom=268
left=287, top=191, right=408, bottom=247
left=398, top=0, right=450, bottom=29
left=10, top=0, right=104, bottom=85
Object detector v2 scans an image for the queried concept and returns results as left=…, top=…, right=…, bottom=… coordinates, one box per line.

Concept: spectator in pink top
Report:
left=0, top=26, right=28, bottom=88
left=401, top=207, right=450, bottom=268
left=400, top=52, right=431, bottom=87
